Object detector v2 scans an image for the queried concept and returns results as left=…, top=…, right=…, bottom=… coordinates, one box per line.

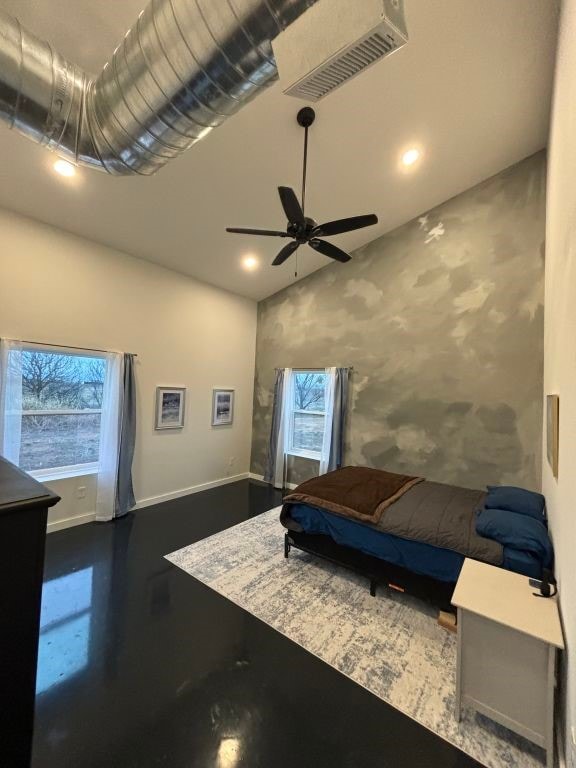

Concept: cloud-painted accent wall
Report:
left=251, top=152, right=545, bottom=491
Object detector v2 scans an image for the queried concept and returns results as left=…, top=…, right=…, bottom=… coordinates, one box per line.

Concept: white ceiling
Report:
left=0, top=0, right=559, bottom=301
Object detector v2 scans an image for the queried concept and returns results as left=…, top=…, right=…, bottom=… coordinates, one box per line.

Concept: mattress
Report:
left=288, top=503, right=543, bottom=582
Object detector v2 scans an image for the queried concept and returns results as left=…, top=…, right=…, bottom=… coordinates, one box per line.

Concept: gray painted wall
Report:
left=251, top=152, right=545, bottom=491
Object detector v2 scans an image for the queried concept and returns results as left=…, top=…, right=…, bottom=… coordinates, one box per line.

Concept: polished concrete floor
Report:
left=34, top=480, right=481, bottom=768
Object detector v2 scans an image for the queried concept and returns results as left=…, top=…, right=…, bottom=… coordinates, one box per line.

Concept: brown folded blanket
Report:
left=282, top=466, right=423, bottom=525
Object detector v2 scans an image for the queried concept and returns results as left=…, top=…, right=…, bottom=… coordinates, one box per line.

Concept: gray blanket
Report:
left=284, top=479, right=503, bottom=566
left=373, top=480, right=503, bottom=565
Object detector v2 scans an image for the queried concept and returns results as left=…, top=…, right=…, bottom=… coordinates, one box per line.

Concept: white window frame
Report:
left=30, top=463, right=99, bottom=483
left=16, top=344, right=106, bottom=481
left=285, top=369, right=327, bottom=460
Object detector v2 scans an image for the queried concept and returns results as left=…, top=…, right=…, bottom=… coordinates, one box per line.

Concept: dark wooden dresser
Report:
left=0, top=457, right=60, bottom=767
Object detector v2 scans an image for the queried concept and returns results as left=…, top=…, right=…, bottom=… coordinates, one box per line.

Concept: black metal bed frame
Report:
left=284, top=529, right=456, bottom=612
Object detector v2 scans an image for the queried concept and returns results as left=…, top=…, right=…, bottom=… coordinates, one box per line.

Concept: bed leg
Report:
left=370, top=578, right=377, bottom=597
left=284, top=534, right=290, bottom=559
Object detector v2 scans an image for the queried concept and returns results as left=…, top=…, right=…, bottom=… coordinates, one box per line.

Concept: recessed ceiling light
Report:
left=53, top=159, right=76, bottom=178
left=241, top=255, right=259, bottom=271
left=401, top=148, right=421, bottom=167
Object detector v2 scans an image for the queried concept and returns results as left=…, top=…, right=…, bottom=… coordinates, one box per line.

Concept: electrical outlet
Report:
left=76, top=486, right=87, bottom=500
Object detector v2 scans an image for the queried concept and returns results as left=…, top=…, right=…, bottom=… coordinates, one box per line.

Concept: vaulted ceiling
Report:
left=0, top=0, right=559, bottom=300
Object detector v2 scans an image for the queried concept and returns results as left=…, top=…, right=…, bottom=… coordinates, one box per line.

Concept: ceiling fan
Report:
left=226, top=107, right=378, bottom=267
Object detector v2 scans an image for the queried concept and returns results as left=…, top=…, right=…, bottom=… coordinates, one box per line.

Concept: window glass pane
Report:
left=22, top=352, right=105, bottom=410
left=17, top=350, right=106, bottom=472
left=20, top=413, right=102, bottom=471
left=292, top=412, right=325, bottom=453
left=293, top=372, right=326, bottom=412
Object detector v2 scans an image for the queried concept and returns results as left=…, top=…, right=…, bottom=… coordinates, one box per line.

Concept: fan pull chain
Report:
left=295, top=249, right=298, bottom=278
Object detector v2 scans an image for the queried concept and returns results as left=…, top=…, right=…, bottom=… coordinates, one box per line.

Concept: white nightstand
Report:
left=452, top=559, right=564, bottom=768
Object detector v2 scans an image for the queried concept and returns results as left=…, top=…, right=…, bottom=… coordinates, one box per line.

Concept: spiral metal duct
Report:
left=0, top=0, right=317, bottom=175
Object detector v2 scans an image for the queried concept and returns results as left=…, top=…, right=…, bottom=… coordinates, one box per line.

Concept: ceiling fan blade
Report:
left=312, top=214, right=378, bottom=238
left=272, top=240, right=300, bottom=266
left=278, top=187, right=305, bottom=226
left=309, top=238, right=351, bottom=263
left=226, top=227, right=289, bottom=237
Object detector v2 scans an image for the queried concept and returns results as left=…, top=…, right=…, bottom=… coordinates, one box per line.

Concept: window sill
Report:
left=29, top=464, right=99, bottom=483
left=285, top=449, right=321, bottom=462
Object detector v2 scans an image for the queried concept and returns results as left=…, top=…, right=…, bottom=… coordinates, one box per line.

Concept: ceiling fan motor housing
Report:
left=289, top=216, right=318, bottom=242
left=272, top=0, right=408, bottom=102
left=297, top=107, right=316, bottom=127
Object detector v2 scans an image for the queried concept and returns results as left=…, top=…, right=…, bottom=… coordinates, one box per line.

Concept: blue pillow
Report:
left=476, top=508, right=553, bottom=567
left=485, top=485, right=546, bottom=523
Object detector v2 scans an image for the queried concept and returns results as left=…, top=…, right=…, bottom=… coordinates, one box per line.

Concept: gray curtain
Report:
left=264, top=368, right=285, bottom=485
left=114, top=353, right=136, bottom=517
left=327, top=367, right=349, bottom=472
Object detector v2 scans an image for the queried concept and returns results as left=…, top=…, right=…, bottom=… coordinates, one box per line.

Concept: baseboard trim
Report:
left=47, top=511, right=96, bottom=534
left=134, top=472, right=250, bottom=510
left=46, top=473, right=251, bottom=532
left=248, top=472, right=298, bottom=490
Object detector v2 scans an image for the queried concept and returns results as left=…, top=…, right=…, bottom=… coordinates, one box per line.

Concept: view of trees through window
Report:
left=19, top=350, right=106, bottom=472
left=291, top=371, right=326, bottom=453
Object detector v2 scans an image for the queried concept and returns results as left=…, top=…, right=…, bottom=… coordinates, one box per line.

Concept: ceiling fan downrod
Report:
left=295, top=108, right=315, bottom=277
left=297, top=106, right=316, bottom=219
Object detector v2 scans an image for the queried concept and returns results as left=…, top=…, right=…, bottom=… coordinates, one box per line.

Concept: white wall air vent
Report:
left=272, top=0, right=408, bottom=102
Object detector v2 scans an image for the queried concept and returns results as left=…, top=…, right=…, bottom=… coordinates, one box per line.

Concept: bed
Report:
left=280, top=467, right=550, bottom=608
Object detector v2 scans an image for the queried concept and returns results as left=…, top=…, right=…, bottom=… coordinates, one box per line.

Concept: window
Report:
left=4, top=345, right=107, bottom=478
left=288, top=370, right=328, bottom=458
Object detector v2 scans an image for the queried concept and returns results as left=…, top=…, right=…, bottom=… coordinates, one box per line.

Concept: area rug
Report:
left=165, top=508, right=544, bottom=768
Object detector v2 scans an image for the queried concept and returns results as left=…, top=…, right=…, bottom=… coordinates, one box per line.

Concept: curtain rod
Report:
left=274, top=366, right=354, bottom=371
left=6, top=339, right=138, bottom=357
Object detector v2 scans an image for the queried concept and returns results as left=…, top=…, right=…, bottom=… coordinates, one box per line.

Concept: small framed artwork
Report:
left=546, top=394, right=559, bottom=478
left=212, top=389, right=234, bottom=426
left=155, top=387, right=186, bottom=430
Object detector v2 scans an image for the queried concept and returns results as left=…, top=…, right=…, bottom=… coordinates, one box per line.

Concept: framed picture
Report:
left=155, top=387, right=186, bottom=430
left=212, top=389, right=234, bottom=426
left=546, top=394, right=559, bottom=478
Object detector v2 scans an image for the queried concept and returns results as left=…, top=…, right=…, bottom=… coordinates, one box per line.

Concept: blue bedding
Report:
left=289, top=503, right=543, bottom=582
left=476, top=507, right=553, bottom=567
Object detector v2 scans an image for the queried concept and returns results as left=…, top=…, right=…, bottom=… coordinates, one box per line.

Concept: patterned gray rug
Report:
left=166, top=508, right=544, bottom=768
